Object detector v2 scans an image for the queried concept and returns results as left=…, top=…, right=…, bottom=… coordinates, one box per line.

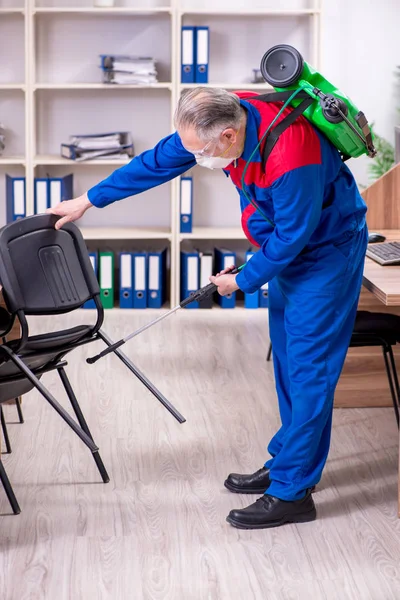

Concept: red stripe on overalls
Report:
left=241, top=205, right=261, bottom=248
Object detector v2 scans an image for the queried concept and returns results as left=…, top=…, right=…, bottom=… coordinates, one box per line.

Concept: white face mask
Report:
left=196, top=155, right=234, bottom=169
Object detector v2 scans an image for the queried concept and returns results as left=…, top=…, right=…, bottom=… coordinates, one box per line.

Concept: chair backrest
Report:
left=0, top=214, right=102, bottom=316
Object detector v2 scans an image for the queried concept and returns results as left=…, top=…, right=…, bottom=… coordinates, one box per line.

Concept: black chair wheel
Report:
left=260, top=44, right=304, bottom=88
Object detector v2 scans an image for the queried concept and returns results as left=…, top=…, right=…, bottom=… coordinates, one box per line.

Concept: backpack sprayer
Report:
left=240, top=44, right=376, bottom=226
left=259, top=44, right=376, bottom=160
left=87, top=45, right=376, bottom=365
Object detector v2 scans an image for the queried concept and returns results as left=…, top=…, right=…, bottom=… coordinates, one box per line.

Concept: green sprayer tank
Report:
left=260, top=45, right=376, bottom=159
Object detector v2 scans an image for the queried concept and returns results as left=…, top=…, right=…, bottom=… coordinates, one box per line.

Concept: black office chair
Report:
left=0, top=398, right=24, bottom=453
left=266, top=310, right=400, bottom=427
left=350, top=311, right=400, bottom=426
left=0, top=405, right=11, bottom=454
left=0, top=214, right=185, bottom=515
left=0, top=308, right=25, bottom=457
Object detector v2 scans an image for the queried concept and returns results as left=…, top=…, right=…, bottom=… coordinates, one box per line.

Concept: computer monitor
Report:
left=395, top=125, right=400, bottom=164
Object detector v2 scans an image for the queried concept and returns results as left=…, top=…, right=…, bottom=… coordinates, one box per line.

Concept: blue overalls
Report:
left=87, top=92, right=368, bottom=501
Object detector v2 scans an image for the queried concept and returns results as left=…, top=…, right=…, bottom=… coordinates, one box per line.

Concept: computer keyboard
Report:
left=366, top=241, right=400, bottom=265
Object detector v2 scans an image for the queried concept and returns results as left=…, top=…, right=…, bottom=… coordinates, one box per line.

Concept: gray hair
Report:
left=174, top=87, right=242, bottom=142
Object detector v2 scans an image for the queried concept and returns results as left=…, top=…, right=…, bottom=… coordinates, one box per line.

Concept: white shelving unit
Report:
left=0, top=0, right=322, bottom=307
left=0, top=8, right=25, bottom=13
left=33, top=154, right=130, bottom=166
left=33, top=7, right=172, bottom=13
left=81, top=226, right=172, bottom=240
left=179, top=227, right=245, bottom=240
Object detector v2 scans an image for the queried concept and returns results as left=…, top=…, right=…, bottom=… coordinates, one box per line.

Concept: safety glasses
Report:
left=185, top=135, right=221, bottom=158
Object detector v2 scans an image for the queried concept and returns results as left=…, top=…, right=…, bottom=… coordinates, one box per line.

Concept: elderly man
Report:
left=49, top=87, right=368, bottom=530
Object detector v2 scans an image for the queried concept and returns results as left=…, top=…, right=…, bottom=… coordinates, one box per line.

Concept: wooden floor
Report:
left=1, top=309, right=400, bottom=600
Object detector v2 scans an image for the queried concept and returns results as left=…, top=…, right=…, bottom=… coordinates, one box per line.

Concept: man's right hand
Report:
left=46, top=193, right=93, bottom=230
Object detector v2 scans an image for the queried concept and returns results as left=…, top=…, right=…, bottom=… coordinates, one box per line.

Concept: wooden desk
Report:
left=333, top=230, right=400, bottom=517
left=335, top=230, right=400, bottom=408
left=363, top=230, right=400, bottom=306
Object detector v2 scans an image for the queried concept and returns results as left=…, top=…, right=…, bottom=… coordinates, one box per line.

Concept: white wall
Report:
left=321, top=0, right=400, bottom=186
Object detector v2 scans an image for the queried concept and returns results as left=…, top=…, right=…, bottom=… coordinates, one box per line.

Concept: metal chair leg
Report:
left=15, top=397, right=24, bottom=424
left=387, top=346, right=400, bottom=411
left=97, top=329, right=186, bottom=424
left=0, top=347, right=98, bottom=453
left=266, top=342, right=272, bottom=362
left=0, top=459, right=20, bottom=514
left=382, top=346, right=400, bottom=427
left=57, top=367, right=110, bottom=484
left=0, top=405, right=11, bottom=454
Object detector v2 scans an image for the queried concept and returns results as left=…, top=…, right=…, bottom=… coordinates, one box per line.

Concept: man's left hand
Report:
left=209, top=273, right=239, bottom=296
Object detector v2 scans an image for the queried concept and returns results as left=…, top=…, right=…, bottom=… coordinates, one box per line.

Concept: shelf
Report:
left=0, top=156, right=25, bottom=166
left=0, top=8, right=25, bottom=15
left=80, top=227, right=172, bottom=240
left=34, top=155, right=131, bottom=166
left=179, top=227, right=246, bottom=240
left=34, top=83, right=172, bottom=91
left=180, top=82, right=273, bottom=90
left=33, top=7, right=172, bottom=15
left=0, top=84, right=25, bottom=91
left=180, top=8, right=320, bottom=16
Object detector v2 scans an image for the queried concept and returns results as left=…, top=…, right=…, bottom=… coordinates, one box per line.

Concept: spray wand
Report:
left=87, top=264, right=244, bottom=365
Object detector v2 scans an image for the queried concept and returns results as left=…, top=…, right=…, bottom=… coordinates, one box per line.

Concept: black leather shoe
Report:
left=226, top=490, right=316, bottom=529
left=224, top=467, right=271, bottom=494
left=224, top=467, right=317, bottom=495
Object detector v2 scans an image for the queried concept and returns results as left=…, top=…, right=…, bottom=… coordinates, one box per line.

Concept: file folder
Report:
left=61, top=132, right=134, bottom=162
left=99, top=55, right=156, bottom=75
left=147, top=248, right=167, bottom=309
left=5, top=175, right=26, bottom=223
left=215, top=247, right=236, bottom=308
left=119, top=252, right=134, bottom=309
left=244, top=251, right=259, bottom=309
left=133, top=252, right=147, bottom=309
left=180, top=177, right=193, bottom=233
left=181, top=250, right=199, bottom=309
left=198, top=251, right=213, bottom=309
left=195, top=26, right=209, bottom=84
left=82, top=252, right=98, bottom=309
left=99, top=251, right=114, bottom=309
left=181, top=26, right=196, bottom=83
left=34, top=178, right=49, bottom=215
left=49, top=174, right=73, bottom=208
left=259, top=281, right=269, bottom=308
left=34, top=175, right=73, bottom=213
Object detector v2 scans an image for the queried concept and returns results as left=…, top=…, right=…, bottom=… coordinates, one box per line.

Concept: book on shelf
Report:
left=60, top=131, right=134, bottom=162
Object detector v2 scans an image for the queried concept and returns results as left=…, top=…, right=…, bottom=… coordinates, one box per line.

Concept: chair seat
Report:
left=9, top=325, right=92, bottom=353
left=352, top=311, right=400, bottom=345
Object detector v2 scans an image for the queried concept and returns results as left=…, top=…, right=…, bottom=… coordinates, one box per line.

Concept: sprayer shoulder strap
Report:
left=251, top=91, right=314, bottom=172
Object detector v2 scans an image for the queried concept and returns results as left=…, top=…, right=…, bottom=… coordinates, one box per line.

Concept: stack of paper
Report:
left=100, top=55, right=158, bottom=85
left=60, top=131, right=134, bottom=162
left=0, top=123, right=5, bottom=155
